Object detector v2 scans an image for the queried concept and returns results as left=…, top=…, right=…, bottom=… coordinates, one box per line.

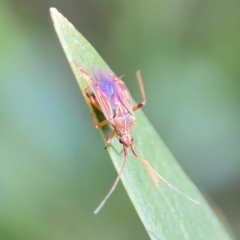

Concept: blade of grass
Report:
left=50, top=8, right=232, bottom=240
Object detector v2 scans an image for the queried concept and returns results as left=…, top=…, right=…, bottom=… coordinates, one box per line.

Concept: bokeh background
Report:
left=1, top=0, right=240, bottom=239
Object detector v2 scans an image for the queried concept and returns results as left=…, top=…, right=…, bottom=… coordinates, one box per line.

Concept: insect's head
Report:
left=119, top=135, right=134, bottom=147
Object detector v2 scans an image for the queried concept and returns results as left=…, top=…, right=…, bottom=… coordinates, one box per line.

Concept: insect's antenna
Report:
left=94, top=147, right=128, bottom=214
left=72, top=59, right=90, bottom=80
left=130, top=145, right=200, bottom=205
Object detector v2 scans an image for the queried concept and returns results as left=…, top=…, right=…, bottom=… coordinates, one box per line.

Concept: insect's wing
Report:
left=74, top=61, right=133, bottom=119
left=88, top=78, right=114, bottom=120
left=90, top=67, right=118, bottom=120
left=93, top=67, right=134, bottom=116
left=74, top=61, right=114, bottom=120
left=115, top=78, right=134, bottom=115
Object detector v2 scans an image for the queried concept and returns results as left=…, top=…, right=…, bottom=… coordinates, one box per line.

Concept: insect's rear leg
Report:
left=84, top=86, right=102, bottom=112
left=132, top=71, right=146, bottom=112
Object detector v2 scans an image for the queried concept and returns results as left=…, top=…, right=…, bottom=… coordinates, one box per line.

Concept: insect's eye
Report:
left=131, top=136, right=134, bottom=142
left=119, top=138, right=123, bottom=144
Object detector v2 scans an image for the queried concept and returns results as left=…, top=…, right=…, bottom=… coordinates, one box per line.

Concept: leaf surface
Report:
left=50, top=8, right=232, bottom=240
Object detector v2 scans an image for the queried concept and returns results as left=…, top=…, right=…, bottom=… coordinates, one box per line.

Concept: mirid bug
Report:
left=73, top=60, right=199, bottom=214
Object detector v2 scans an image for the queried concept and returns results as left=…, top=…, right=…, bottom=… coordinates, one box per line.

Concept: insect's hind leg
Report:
left=132, top=71, right=146, bottom=112
left=105, top=130, right=116, bottom=149
left=84, top=86, right=102, bottom=112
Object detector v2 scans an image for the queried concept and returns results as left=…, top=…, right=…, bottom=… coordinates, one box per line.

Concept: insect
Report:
left=73, top=60, right=199, bottom=214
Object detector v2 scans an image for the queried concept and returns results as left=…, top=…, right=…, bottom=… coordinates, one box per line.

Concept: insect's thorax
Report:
left=109, top=102, right=136, bottom=137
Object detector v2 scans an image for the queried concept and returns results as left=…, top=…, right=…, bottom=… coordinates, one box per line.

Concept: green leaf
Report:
left=50, top=8, right=232, bottom=240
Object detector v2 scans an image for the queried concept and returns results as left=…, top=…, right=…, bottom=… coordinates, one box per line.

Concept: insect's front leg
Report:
left=105, top=130, right=116, bottom=149
left=132, top=71, right=147, bottom=112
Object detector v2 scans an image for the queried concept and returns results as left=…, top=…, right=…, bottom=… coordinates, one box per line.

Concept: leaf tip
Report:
left=49, top=7, right=61, bottom=23
left=49, top=7, right=58, bottom=15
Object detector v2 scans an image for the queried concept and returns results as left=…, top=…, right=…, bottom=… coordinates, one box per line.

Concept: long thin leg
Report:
left=94, top=147, right=128, bottom=214
left=105, top=130, right=116, bottom=149
left=90, top=113, right=108, bottom=129
left=84, top=86, right=102, bottom=112
left=132, top=71, right=146, bottom=112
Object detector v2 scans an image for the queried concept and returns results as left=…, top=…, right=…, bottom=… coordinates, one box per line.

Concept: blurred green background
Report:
left=1, top=0, right=240, bottom=239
